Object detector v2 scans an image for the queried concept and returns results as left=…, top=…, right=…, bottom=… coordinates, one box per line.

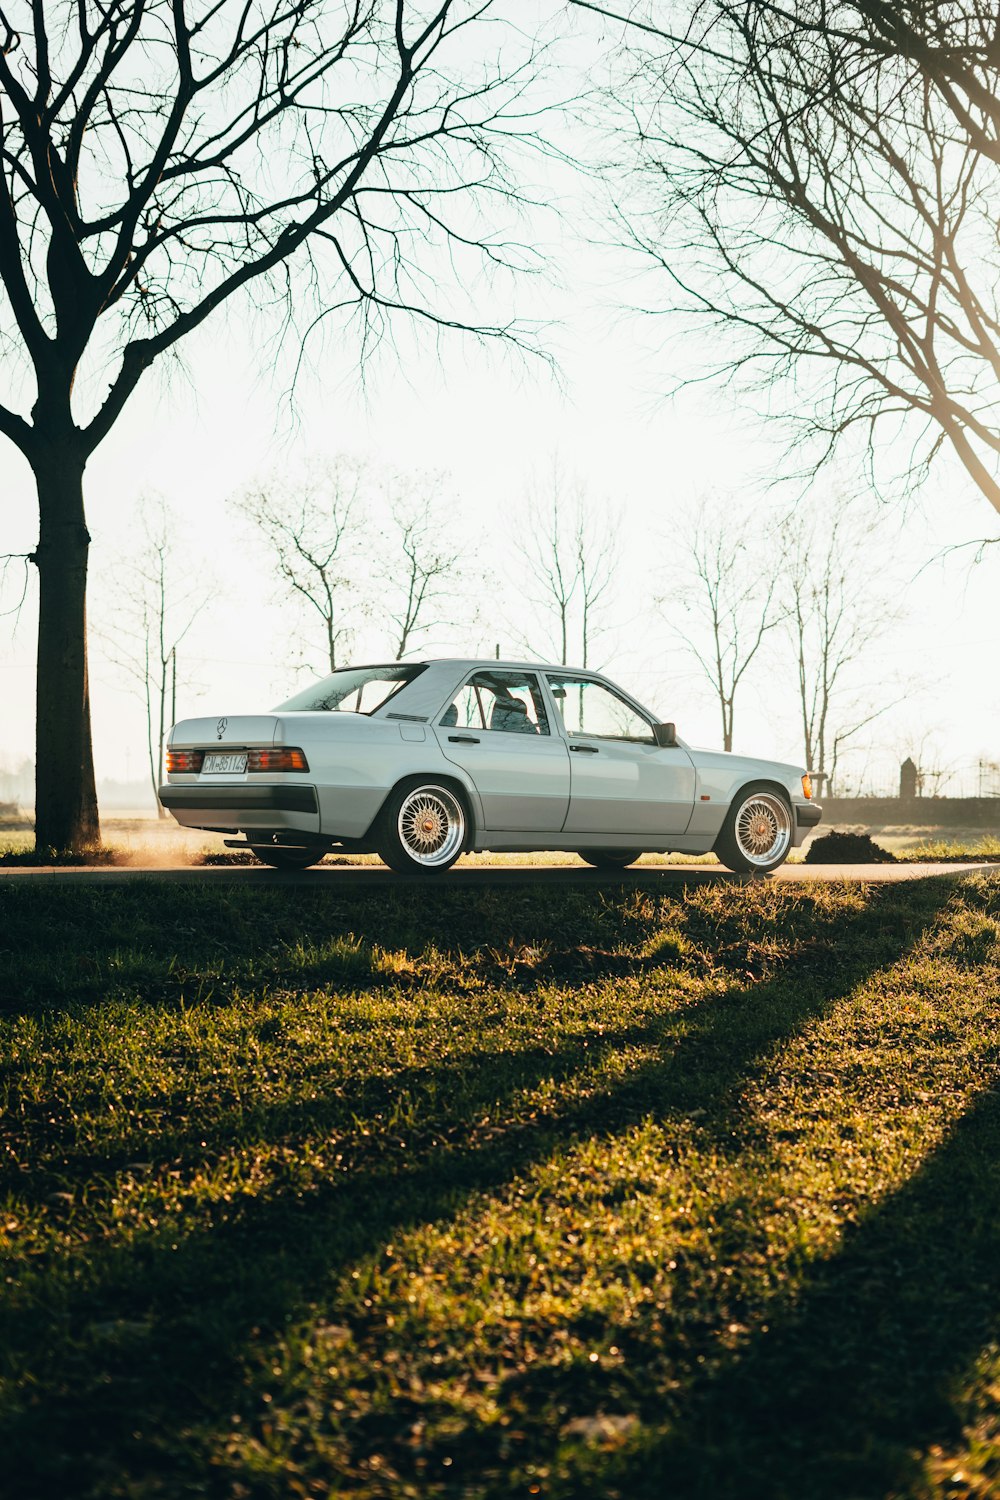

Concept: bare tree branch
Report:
left=233, top=456, right=370, bottom=672
left=778, top=493, right=902, bottom=793
left=658, top=500, right=784, bottom=753
left=514, top=458, right=621, bottom=668
left=96, top=495, right=207, bottom=810
left=601, top=0, right=1000, bottom=519
left=376, top=474, right=460, bottom=659
left=0, top=0, right=558, bottom=849
left=0, top=548, right=31, bottom=622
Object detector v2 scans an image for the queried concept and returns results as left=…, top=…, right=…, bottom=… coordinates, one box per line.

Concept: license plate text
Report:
left=202, top=752, right=248, bottom=774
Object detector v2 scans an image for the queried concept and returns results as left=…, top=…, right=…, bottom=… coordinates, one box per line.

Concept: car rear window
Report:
left=274, top=664, right=425, bottom=714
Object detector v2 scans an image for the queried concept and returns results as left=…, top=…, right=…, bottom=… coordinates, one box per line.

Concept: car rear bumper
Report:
left=160, top=783, right=318, bottom=813
left=158, top=782, right=320, bottom=833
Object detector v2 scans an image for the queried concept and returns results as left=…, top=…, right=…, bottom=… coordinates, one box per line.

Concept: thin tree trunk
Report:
left=581, top=590, right=589, bottom=670
left=156, top=565, right=167, bottom=817
left=794, top=602, right=813, bottom=772
left=144, top=626, right=159, bottom=814
left=32, top=454, right=100, bottom=850
left=156, top=650, right=168, bottom=820
left=723, top=701, right=734, bottom=754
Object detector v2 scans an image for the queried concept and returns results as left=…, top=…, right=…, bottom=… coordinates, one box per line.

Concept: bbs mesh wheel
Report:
left=377, top=781, right=466, bottom=874
left=714, top=786, right=793, bottom=874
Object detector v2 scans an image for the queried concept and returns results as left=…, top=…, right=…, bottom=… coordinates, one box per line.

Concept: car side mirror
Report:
left=653, top=722, right=678, bottom=748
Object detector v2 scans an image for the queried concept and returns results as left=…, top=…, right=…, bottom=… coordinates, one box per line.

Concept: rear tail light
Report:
left=167, top=747, right=309, bottom=773
left=247, top=747, right=310, bottom=772
left=166, top=748, right=204, bottom=773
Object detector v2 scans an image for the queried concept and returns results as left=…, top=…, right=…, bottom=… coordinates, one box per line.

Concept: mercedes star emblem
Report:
left=217, top=717, right=228, bottom=740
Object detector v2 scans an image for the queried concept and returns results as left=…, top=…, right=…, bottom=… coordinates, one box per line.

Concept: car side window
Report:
left=546, top=676, right=654, bottom=743
left=441, top=685, right=486, bottom=731
left=440, top=671, right=549, bottom=735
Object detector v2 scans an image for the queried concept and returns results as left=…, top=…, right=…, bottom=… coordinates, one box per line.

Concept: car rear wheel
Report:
left=249, top=842, right=327, bottom=871
left=714, top=786, right=793, bottom=874
left=579, top=849, right=639, bottom=870
left=377, top=781, right=466, bottom=874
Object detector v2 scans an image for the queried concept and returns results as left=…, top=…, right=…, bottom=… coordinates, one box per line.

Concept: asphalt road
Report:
left=0, top=861, right=996, bottom=885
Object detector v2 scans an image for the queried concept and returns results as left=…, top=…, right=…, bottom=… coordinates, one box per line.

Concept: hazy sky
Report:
left=0, top=4, right=997, bottom=800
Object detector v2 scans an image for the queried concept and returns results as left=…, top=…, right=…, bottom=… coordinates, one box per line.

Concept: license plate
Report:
left=202, top=752, right=248, bottom=775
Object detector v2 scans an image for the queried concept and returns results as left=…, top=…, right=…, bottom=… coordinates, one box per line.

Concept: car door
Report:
left=434, top=670, right=571, bottom=831
left=545, top=673, right=696, bottom=835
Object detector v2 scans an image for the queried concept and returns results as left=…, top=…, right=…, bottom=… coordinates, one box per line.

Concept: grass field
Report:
left=2, top=873, right=1000, bottom=1498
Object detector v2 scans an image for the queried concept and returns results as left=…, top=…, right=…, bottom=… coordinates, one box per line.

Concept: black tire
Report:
left=249, top=843, right=327, bottom=871
left=376, top=779, right=467, bottom=874
left=714, top=784, right=794, bottom=875
left=579, top=849, right=640, bottom=870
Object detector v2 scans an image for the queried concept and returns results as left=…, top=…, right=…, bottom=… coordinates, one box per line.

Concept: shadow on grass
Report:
left=0, top=869, right=884, bottom=1014
left=590, top=1080, right=1000, bottom=1500
left=0, top=879, right=966, bottom=1496
left=4, top=880, right=930, bottom=1206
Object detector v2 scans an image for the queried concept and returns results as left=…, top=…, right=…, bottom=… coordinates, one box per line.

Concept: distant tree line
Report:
left=232, top=457, right=463, bottom=672
left=113, top=454, right=902, bottom=801
left=662, top=494, right=901, bottom=794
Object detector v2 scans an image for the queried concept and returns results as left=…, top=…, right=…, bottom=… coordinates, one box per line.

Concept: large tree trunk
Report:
left=32, top=454, right=100, bottom=851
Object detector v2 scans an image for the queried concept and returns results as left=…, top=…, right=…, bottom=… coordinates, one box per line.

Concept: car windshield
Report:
left=273, top=664, right=424, bottom=714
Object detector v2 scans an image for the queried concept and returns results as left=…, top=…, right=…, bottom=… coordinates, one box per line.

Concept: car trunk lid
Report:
left=169, top=715, right=282, bottom=748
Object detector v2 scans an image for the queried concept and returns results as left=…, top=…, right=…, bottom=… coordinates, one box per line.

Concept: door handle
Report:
left=448, top=734, right=480, bottom=744
left=570, top=743, right=599, bottom=753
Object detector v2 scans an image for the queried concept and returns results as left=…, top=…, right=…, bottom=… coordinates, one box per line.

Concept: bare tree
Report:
left=378, top=477, right=460, bottom=659
left=662, top=502, right=782, bottom=752
left=780, top=498, right=901, bottom=794
left=99, top=499, right=204, bottom=815
left=582, top=1, right=1000, bottom=521
left=235, top=458, right=369, bottom=673
left=516, top=460, right=620, bottom=666
left=0, top=1, right=550, bottom=850
left=576, top=504, right=617, bottom=669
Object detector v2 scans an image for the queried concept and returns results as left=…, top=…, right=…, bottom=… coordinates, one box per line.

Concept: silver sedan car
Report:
left=160, top=659, right=820, bottom=873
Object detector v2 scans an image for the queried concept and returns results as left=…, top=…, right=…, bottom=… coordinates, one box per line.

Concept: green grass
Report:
left=901, top=835, right=1000, bottom=862
left=2, top=874, right=1000, bottom=1498
left=0, top=842, right=122, bottom=865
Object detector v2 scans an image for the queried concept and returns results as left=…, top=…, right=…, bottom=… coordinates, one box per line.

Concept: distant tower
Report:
left=899, top=757, right=918, bottom=801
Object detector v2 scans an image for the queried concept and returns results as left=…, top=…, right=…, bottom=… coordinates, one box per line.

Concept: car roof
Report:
left=417, top=658, right=600, bottom=674
left=314, top=659, right=599, bottom=674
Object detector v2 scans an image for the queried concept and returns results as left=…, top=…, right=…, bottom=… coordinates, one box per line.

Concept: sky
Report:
left=1, top=3, right=998, bottom=806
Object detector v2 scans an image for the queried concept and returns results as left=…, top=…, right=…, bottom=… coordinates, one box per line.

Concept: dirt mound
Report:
left=805, top=831, right=896, bottom=864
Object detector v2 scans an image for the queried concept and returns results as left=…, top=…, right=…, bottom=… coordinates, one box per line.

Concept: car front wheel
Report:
left=579, top=849, right=639, bottom=870
left=714, top=786, right=793, bottom=874
left=377, top=781, right=467, bottom=874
